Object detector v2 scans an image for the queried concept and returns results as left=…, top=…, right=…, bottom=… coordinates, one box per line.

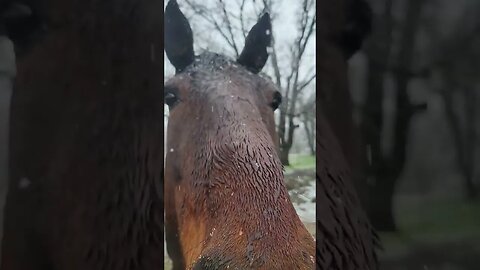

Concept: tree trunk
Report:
left=280, top=145, right=291, bottom=166
left=360, top=0, right=393, bottom=226
left=464, top=167, right=477, bottom=200
left=362, top=0, right=426, bottom=231
left=464, top=87, right=477, bottom=199
left=368, top=171, right=397, bottom=231
left=442, top=85, right=478, bottom=200
left=303, top=113, right=315, bottom=156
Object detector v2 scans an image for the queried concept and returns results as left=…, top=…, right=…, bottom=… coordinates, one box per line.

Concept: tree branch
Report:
left=184, top=0, right=238, bottom=54
left=297, top=73, right=316, bottom=92
left=218, top=0, right=240, bottom=57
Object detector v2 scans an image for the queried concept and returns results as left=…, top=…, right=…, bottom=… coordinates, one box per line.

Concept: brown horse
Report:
left=1, top=0, right=164, bottom=269
left=164, top=1, right=315, bottom=269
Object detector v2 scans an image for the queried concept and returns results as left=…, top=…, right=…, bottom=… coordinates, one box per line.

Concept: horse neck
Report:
left=190, top=123, right=311, bottom=246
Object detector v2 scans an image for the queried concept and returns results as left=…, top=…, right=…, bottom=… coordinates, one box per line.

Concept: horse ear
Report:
left=165, top=0, right=195, bottom=73
left=237, top=13, right=272, bottom=74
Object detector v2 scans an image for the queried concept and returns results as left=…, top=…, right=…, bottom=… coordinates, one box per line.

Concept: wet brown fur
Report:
left=1, top=1, right=164, bottom=269
left=315, top=0, right=379, bottom=269
left=164, top=52, right=315, bottom=269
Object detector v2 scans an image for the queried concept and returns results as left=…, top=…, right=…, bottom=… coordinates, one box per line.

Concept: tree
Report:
left=360, top=0, right=428, bottom=231
left=177, top=0, right=316, bottom=165
left=430, top=5, right=480, bottom=200
left=357, top=0, right=480, bottom=231
left=298, top=92, right=315, bottom=156
left=440, top=84, right=478, bottom=200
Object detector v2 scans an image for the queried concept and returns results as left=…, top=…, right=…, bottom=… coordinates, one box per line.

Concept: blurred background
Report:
left=351, top=0, right=480, bottom=269
left=163, top=1, right=316, bottom=268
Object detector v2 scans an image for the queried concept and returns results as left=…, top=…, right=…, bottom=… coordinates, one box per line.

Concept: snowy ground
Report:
left=291, top=181, right=316, bottom=224
left=285, top=168, right=316, bottom=224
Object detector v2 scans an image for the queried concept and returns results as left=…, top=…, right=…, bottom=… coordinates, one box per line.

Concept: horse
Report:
left=1, top=0, right=164, bottom=269
left=164, top=1, right=315, bottom=269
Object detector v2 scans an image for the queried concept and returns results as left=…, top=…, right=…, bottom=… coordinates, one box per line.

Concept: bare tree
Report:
left=431, top=7, right=480, bottom=200
left=298, top=92, right=315, bottom=156
left=274, top=0, right=316, bottom=165
left=179, top=0, right=316, bottom=165
left=358, top=0, right=480, bottom=231
left=440, top=84, right=478, bottom=200
left=360, top=0, right=428, bottom=231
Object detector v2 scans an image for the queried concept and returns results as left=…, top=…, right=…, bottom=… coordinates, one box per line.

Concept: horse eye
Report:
left=165, top=91, right=179, bottom=107
left=270, top=91, right=282, bottom=110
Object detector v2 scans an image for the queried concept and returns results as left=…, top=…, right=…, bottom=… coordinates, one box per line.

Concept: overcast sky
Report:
left=163, top=0, right=316, bottom=80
